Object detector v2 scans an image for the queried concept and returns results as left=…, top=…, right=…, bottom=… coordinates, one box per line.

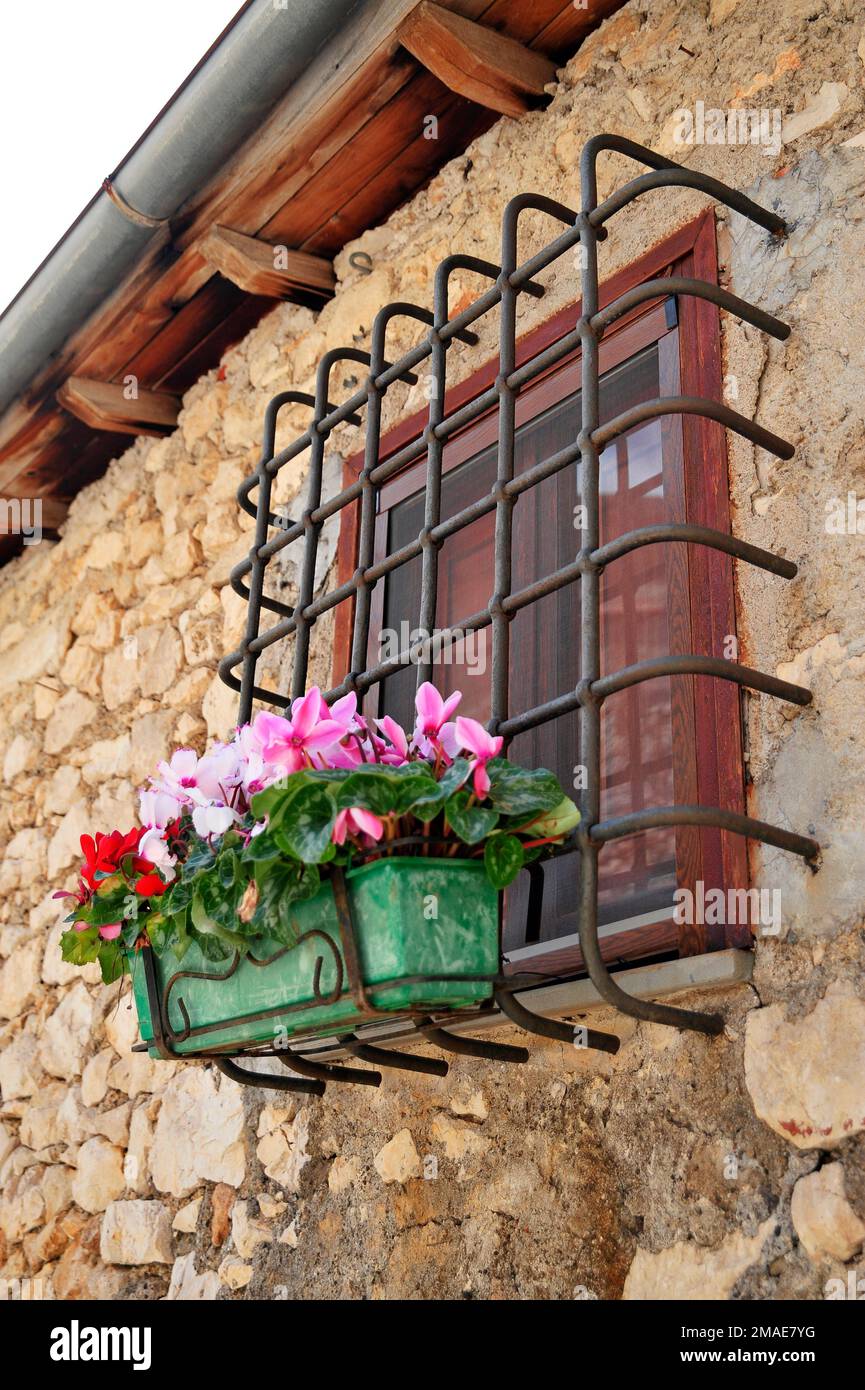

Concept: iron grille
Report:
left=210, top=134, right=820, bottom=1086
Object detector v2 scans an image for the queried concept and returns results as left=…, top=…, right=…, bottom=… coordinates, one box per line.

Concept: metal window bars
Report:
left=207, top=134, right=821, bottom=1093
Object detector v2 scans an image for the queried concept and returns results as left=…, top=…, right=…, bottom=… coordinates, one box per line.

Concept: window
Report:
left=333, top=212, right=750, bottom=980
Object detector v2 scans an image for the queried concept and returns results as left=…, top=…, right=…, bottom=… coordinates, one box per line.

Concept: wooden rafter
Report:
left=200, top=226, right=335, bottom=299
left=57, top=377, right=180, bottom=436
left=399, top=2, right=557, bottom=116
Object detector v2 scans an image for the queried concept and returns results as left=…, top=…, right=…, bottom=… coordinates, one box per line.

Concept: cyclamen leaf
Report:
left=218, top=850, right=240, bottom=890
left=274, top=784, right=337, bottom=862
left=76, top=884, right=130, bottom=928
left=60, top=925, right=101, bottom=966
left=436, top=758, right=472, bottom=799
left=485, top=759, right=563, bottom=815
left=241, top=829, right=282, bottom=863
left=445, top=791, right=499, bottom=845
left=97, top=942, right=128, bottom=984
left=336, top=768, right=401, bottom=816
left=484, top=833, right=524, bottom=889
left=189, top=926, right=234, bottom=963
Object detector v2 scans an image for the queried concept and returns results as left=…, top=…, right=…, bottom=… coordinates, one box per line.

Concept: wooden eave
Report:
left=0, top=0, right=623, bottom=565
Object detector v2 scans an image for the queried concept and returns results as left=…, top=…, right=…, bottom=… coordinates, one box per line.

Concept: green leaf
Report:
left=436, top=757, right=472, bottom=799
left=183, top=839, right=218, bottom=877
left=274, top=784, right=337, bottom=862
left=521, top=795, right=581, bottom=840
left=218, top=849, right=240, bottom=890
left=60, top=925, right=101, bottom=966
left=121, top=915, right=142, bottom=950
left=486, top=759, right=563, bottom=815
left=198, top=871, right=244, bottom=932
left=191, top=888, right=248, bottom=953
left=97, top=942, right=128, bottom=984
left=189, top=926, right=234, bottom=963
left=445, top=790, right=499, bottom=845
left=241, top=828, right=282, bottom=863
left=336, top=768, right=400, bottom=816
left=76, top=881, right=129, bottom=928
left=484, top=833, right=524, bottom=889
left=251, top=861, right=306, bottom=946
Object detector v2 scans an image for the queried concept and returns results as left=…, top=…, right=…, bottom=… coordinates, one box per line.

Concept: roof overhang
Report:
left=0, top=0, right=623, bottom=564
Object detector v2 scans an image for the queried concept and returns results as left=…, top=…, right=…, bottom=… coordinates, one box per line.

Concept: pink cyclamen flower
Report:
left=153, top=748, right=201, bottom=800
left=376, top=715, right=409, bottom=765
left=455, top=716, right=503, bottom=797
left=98, top=923, right=122, bottom=941
left=412, top=682, right=461, bottom=759
left=252, top=688, right=344, bottom=772
left=331, top=807, right=384, bottom=846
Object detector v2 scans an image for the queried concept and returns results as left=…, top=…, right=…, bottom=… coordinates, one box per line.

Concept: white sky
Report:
left=0, top=0, right=242, bottom=315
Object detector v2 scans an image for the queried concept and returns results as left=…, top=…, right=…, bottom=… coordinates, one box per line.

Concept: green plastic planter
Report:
left=131, top=856, right=499, bottom=1057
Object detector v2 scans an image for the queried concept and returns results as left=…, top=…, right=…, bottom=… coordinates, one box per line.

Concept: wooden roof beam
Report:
left=200, top=226, right=335, bottom=300
left=399, top=2, right=558, bottom=118
left=56, top=377, right=180, bottom=436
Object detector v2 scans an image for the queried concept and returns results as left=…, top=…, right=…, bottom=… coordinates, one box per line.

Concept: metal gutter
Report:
left=0, top=0, right=365, bottom=417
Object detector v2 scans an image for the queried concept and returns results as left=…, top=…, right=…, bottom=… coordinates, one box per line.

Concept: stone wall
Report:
left=2, top=0, right=865, bottom=1300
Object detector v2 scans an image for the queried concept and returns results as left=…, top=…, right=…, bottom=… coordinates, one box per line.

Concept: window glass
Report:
left=376, top=343, right=679, bottom=963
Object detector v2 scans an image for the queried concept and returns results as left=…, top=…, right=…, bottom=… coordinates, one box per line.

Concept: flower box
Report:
left=131, top=856, right=499, bottom=1056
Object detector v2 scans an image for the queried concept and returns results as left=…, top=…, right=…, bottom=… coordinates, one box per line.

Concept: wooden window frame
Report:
left=332, top=211, right=749, bottom=968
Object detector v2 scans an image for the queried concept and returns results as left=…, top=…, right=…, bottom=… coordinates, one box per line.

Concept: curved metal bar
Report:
left=592, top=275, right=789, bottom=341
left=215, top=1056, right=325, bottom=1095
left=279, top=1051, right=381, bottom=1087
left=494, top=987, right=620, bottom=1053
left=580, top=132, right=786, bottom=237
left=592, top=166, right=787, bottom=236
left=420, top=1019, right=529, bottom=1063
left=340, top=1035, right=448, bottom=1077
left=591, top=522, right=797, bottom=579
left=248, top=928, right=345, bottom=1007
left=579, top=132, right=680, bottom=207
left=162, top=953, right=243, bottom=1045
left=593, top=395, right=794, bottom=460
left=592, top=653, right=812, bottom=707
left=373, top=297, right=478, bottom=349
left=591, top=804, right=821, bottom=865
left=572, top=911, right=726, bottom=1037
left=237, top=389, right=317, bottom=519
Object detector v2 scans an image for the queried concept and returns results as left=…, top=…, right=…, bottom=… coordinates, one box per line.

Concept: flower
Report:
left=455, top=716, right=503, bottom=797
left=139, top=788, right=183, bottom=830
left=97, top=923, right=122, bottom=941
left=134, top=872, right=169, bottom=898
left=252, top=688, right=345, bottom=772
left=152, top=745, right=242, bottom=805
left=376, top=715, right=410, bottom=765
left=412, top=682, right=461, bottom=759
left=137, top=827, right=177, bottom=882
left=137, top=790, right=182, bottom=883
left=192, top=802, right=238, bottom=839
left=80, top=829, right=148, bottom=890
left=151, top=748, right=202, bottom=800
left=331, top=807, right=385, bottom=846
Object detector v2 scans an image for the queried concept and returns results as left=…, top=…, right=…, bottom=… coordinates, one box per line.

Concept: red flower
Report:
left=80, top=829, right=150, bottom=890
left=135, top=872, right=168, bottom=898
